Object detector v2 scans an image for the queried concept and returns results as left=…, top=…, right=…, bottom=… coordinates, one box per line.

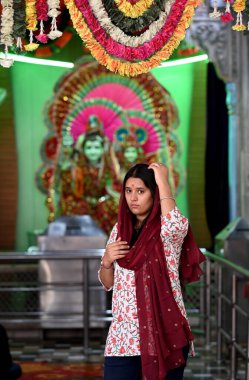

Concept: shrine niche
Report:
left=36, top=57, right=185, bottom=233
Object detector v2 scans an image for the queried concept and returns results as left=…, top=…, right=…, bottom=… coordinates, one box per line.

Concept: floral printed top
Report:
left=99, top=206, right=189, bottom=356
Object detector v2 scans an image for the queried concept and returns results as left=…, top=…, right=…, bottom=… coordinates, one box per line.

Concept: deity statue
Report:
left=114, top=125, right=157, bottom=180
left=57, top=115, right=120, bottom=233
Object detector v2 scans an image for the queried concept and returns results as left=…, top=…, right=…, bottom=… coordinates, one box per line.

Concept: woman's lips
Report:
left=130, top=204, right=139, bottom=208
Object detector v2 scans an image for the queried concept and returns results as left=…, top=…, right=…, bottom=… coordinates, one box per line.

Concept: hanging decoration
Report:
left=0, top=0, right=64, bottom=61
left=35, top=0, right=49, bottom=43
left=0, top=1, right=202, bottom=71
left=209, top=0, right=249, bottom=33
left=13, top=0, right=26, bottom=53
left=63, top=0, right=201, bottom=76
left=0, top=0, right=14, bottom=67
left=24, top=0, right=39, bottom=51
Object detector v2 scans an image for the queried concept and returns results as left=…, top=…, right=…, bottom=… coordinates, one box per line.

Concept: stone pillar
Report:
left=188, top=3, right=246, bottom=221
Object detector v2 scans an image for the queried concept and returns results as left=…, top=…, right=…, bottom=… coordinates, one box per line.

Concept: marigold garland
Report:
left=25, top=0, right=39, bottom=50
left=114, top=0, right=154, bottom=18
left=75, top=0, right=189, bottom=61
left=64, top=0, right=199, bottom=76
left=233, top=0, right=246, bottom=12
left=89, top=0, right=171, bottom=47
left=232, top=0, right=246, bottom=30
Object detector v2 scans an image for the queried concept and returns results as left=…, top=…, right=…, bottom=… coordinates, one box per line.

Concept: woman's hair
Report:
left=123, top=163, right=156, bottom=199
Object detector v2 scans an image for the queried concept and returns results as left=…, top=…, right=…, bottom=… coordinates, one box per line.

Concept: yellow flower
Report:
left=24, top=42, right=39, bottom=51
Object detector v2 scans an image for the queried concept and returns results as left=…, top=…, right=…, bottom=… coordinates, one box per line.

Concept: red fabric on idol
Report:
left=117, top=187, right=205, bottom=380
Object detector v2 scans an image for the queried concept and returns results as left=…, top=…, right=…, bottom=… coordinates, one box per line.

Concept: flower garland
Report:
left=64, top=0, right=200, bottom=76
left=232, top=0, right=246, bottom=30
left=25, top=0, right=39, bottom=51
left=89, top=0, right=172, bottom=47
left=36, top=0, right=49, bottom=43
left=0, top=0, right=65, bottom=66
left=113, top=0, right=154, bottom=18
left=47, top=0, right=62, bottom=39
left=13, top=0, right=26, bottom=51
left=75, top=0, right=189, bottom=61
left=0, top=0, right=14, bottom=67
left=104, top=0, right=167, bottom=34
left=209, top=0, right=248, bottom=32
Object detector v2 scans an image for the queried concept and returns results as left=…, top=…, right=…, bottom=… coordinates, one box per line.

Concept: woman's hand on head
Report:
left=103, top=237, right=130, bottom=267
left=148, top=162, right=169, bottom=187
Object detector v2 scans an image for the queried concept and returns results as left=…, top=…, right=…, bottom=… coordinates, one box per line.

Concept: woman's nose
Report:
left=130, top=191, right=137, bottom=201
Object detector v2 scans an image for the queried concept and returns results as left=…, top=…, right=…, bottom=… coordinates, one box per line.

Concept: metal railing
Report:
left=2, top=247, right=248, bottom=378
left=0, top=250, right=106, bottom=356
left=203, top=250, right=249, bottom=380
left=0, top=249, right=203, bottom=355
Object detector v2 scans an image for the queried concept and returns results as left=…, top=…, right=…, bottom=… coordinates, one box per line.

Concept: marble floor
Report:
left=10, top=338, right=246, bottom=379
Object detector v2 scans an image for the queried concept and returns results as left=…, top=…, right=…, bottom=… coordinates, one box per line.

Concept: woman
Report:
left=99, top=163, right=205, bottom=380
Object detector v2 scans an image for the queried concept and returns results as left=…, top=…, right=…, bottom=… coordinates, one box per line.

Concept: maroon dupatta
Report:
left=117, top=188, right=205, bottom=379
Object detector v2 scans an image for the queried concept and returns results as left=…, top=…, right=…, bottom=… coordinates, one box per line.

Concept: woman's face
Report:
left=125, top=177, right=153, bottom=221
left=83, top=139, right=104, bottom=163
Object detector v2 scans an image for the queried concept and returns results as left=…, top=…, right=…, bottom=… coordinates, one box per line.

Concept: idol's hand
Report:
left=102, top=237, right=130, bottom=267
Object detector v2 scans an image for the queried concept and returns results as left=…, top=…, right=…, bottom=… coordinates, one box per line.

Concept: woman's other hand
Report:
left=102, top=237, right=130, bottom=267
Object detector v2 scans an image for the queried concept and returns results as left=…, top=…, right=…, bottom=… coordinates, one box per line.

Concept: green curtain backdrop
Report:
left=152, top=63, right=195, bottom=217
left=11, top=63, right=68, bottom=250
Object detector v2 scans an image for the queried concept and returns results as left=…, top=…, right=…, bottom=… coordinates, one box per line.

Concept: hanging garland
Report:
left=0, top=0, right=14, bottom=67
left=64, top=0, right=200, bottom=76
left=209, top=0, right=249, bottom=33
left=24, top=0, right=40, bottom=51
left=13, top=0, right=26, bottom=51
left=1, top=1, right=201, bottom=72
left=0, top=0, right=64, bottom=62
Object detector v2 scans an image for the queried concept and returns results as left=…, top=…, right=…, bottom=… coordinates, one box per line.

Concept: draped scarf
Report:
left=117, top=187, right=205, bottom=380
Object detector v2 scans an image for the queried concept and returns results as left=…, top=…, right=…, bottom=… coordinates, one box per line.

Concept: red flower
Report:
left=119, top=346, right=125, bottom=354
left=220, top=12, right=234, bottom=22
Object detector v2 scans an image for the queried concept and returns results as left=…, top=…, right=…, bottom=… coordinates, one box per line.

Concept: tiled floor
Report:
left=10, top=338, right=246, bottom=379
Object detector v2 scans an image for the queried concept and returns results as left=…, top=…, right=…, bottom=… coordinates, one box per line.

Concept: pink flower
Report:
left=36, top=34, right=48, bottom=43
left=129, top=338, right=134, bottom=345
left=220, top=12, right=234, bottom=22
left=117, top=283, right=122, bottom=290
left=117, top=315, right=123, bottom=322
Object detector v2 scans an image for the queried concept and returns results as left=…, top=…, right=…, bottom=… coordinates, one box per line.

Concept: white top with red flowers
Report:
left=99, top=206, right=189, bottom=356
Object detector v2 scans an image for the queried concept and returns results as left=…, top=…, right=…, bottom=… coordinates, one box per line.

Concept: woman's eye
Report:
left=138, top=190, right=144, bottom=194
